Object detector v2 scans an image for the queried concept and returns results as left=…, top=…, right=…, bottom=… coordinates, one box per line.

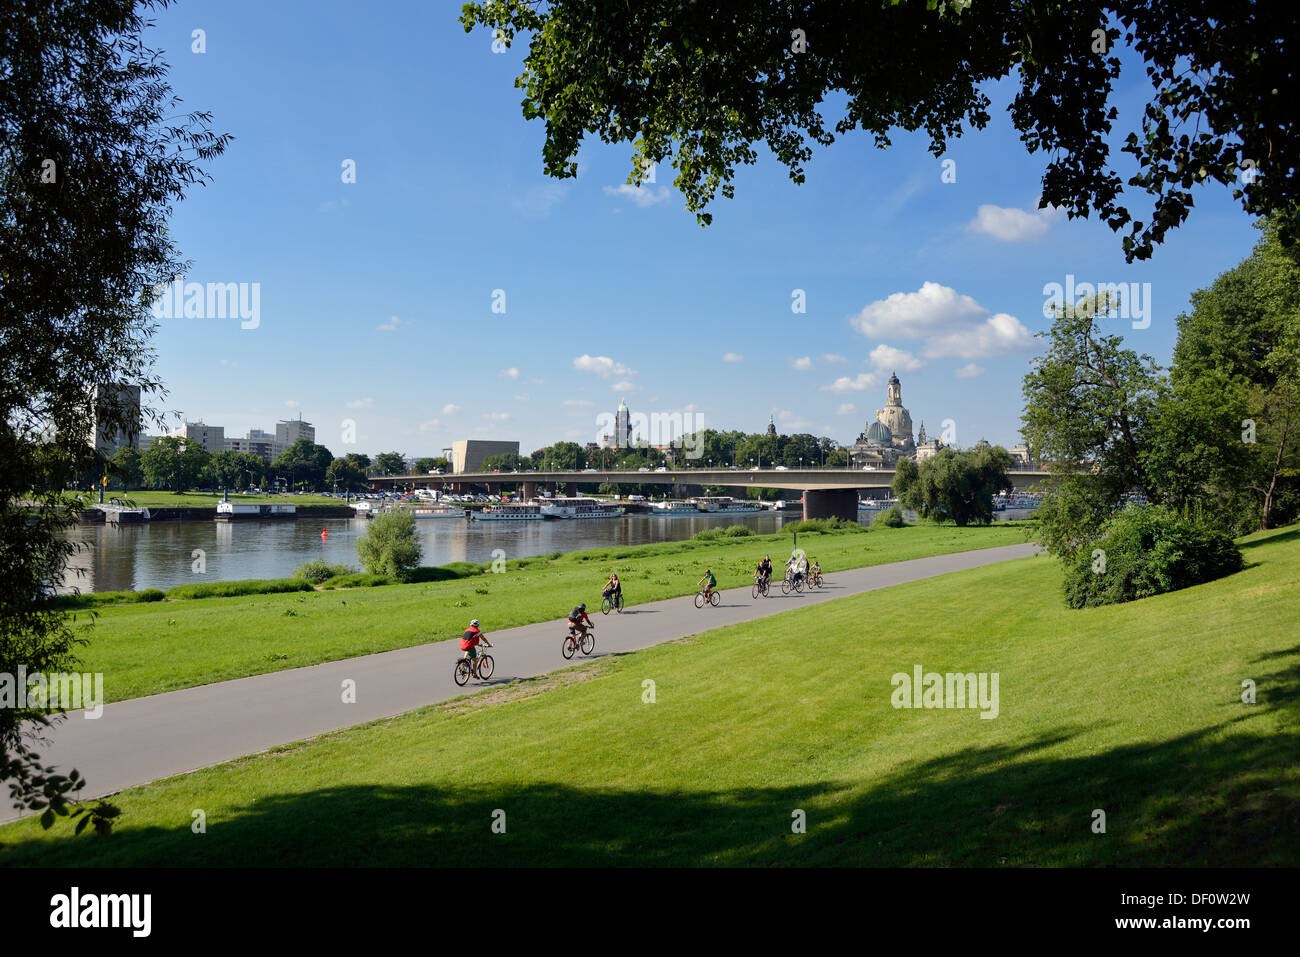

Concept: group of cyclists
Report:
left=456, top=553, right=823, bottom=678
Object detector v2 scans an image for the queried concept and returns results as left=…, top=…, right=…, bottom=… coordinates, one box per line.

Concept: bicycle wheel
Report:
left=453, top=659, right=471, bottom=686
left=562, top=635, right=576, bottom=659
left=752, top=584, right=761, bottom=599
left=615, top=595, right=623, bottom=613
left=781, top=578, right=791, bottom=594
left=580, top=633, right=595, bottom=655
left=477, top=655, right=495, bottom=680
left=709, top=590, right=720, bottom=606
left=694, top=592, right=704, bottom=608
left=794, top=577, right=803, bottom=593
left=601, top=596, right=612, bottom=615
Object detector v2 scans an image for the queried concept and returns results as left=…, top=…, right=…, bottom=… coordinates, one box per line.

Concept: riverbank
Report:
left=4, top=523, right=1294, bottom=866
left=73, top=504, right=356, bottom=522
left=61, top=523, right=1030, bottom=702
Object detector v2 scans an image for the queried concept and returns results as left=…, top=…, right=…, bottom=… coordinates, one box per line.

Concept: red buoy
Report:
left=321, top=528, right=328, bottom=540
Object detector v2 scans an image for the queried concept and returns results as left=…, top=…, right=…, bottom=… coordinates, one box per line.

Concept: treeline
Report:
left=102, top=440, right=449, bottom=494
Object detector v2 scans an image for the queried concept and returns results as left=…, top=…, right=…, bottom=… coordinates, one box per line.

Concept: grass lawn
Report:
left=2, top=524, right=1295, bottom=867
left=66, top=523, right=1029, bottom=702
left=71, top=490, right=345, bottom=508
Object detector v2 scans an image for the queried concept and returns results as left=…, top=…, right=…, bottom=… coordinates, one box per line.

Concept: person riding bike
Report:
left=786, top=554, right=804, bottom=585
left=567, top=603, right=594, bottom=640
left=810, top=559, right=821, bottom=584
left=602, top=572, right=623, bottom=608
left=698, top=569, right=717, bottom=601
left=459, top=619, right=492, bottom=671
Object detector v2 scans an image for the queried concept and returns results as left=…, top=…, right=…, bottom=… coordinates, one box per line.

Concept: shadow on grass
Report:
left=1238, top=525, right=1300, bottom=550
left=2, top=711, right=1295, bottom=868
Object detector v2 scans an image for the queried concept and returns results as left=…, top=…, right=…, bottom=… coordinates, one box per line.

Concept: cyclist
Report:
left=603, top=572, right=623, bottom=609
left=811, top=559, right=822, bottom=585
left=760, top=554, right=773, bottom=583
left=753, top=558, right=767, bottom=587
left=698, top=568, right=717, bottom=602
left=786, top=553, right=804, bottom=586
left=459, top=619, right=492, bottom=673
left=567, top=602, right=594, bottom=641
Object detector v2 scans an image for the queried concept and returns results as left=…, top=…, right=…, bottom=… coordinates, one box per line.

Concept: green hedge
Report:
left=785, top=517, right=867, bottom=534
left=51, top=588, right=166, bottom=610
left=319, top=572, right=392, bottom=589
left=166, top=578, right=314, bottom=600
left=1062, top=505, right=1244, bottom=608
left=692, top=525, right=755, bottom=541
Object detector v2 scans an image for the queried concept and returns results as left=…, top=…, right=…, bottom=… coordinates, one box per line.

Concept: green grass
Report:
left=66, top=523, right=1028, bottom=702
left=3, top=524, right=1294, bottom=867
left=72, top=490, right=345, bottom=508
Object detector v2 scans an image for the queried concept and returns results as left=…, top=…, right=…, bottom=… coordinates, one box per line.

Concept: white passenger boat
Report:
left=412, top=503, right=468, bottom=519
left=651, top=500, right=701, bottom=516
left=692, top=496, right=762, bottom=514
left=216, top=501, right=296, bottom=521
left=351, top=500, right=379, bottom=518
left=471, top=503, right=542, bottom=521
left=538, top=497, right=624, bottom=519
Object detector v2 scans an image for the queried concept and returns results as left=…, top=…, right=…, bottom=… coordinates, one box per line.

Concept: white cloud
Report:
left=285, top=400, right=301, bottom=408
left=345, top=397, right=374, bottom=409
left=966, top=202, right=1061, bottom=242
left=851, top=282, right=1033, bottom=360
left=868, top=344, right=924, bottom=372
left=514, top=393, right=530, bottom=401
left=563, top=399, right=594, bottom=407
left=441, top=403, right=462, bottom=415
left=418, top=419, right=440, bottom=432
left=219, top=359, right=237, bottom=367
left=776, top=409, right=812, bottom=431
left=511, top=181, right=570, bottom=219
left=484, top=411, right=510, bottom=421
left=377, top=316, right=402, bottom=332
left=603, top=184, right=670, bottom=207
left=499, top=367, right=519, bottom=379
left=574, top=354, right=636, bottom=379
left=611, top=380, right=641, bottom=393
left=924, top=313, right=1033, bottom=359
left=837, top=403, right=857, bottom=415
left=821, top=373, right=878, bottom=394
left=955, top=363, right=986, bottom=378
left=851, top=282, right=985, bottom=339
left=821, top=354, right=848, bottom=364
left=791, top=356, right=813, bottom=371
left=722, top=352, right=744, bottom=363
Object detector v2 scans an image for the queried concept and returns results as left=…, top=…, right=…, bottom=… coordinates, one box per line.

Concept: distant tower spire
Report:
left=766, top=414, right=777, bottom=438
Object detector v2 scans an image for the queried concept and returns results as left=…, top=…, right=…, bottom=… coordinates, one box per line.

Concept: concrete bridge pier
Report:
left=802, top=488, right=859, bottom=522
left=522, top=481, right=537, bottom=502
left=564, top=482, right=577, bottom=496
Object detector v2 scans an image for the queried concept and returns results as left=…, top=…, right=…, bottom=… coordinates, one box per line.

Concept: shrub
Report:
left=1062, top=505, right=1244, bottom=608
left=166, top=579, right=313, bottom=600
left=785, top=517, right=867, bottom=534
left=355, top=510, right=422, bottom=581
left=294, top=559, right=356, bottom=584
left=873, top=504, right=906, bottom=528
left=724, top=525, right=754, bottom=537
left=319, top=572, right=392, bottom=589
left=51, top=587, right=165, bottom=609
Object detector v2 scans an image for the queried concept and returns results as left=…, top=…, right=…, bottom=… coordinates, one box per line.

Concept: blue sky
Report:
left=147, top=0, right=1263, bottom=458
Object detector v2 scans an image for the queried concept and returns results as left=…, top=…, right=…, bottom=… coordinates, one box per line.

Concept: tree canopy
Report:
left=462, top=0, right=1299, bottom=260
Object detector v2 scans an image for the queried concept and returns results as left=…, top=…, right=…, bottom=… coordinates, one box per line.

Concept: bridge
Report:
left=367, top=467, right=1051, bottom=521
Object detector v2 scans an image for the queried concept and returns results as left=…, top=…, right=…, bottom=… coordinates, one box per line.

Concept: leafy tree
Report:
left=108, top=446, right=142, bottom=489
left=461, top=0, right=1299, bottom=260
left=1021, top=297, right=1163, bottom=557
left=536, top=441, right=585, bottom=471
left=325, top=456, right=367, bottom=493
left=372, top=451, right=407, bottom=476
left=482, top=452, right=529, bottom=472
left=893, top=445, right=1012, bottom=526
left=273, top=440, right=334, bottom=490
left=141, top=436, right=210, bottom=493
left=413, top=456, right=450, bottom=473
left=0, top=0, right=226, bottom=831
left=781, top=433, right=821, bottom=468
left=355, top=510, right=422, bottom=581
left=344, top=452, right=371, bottom=473
left=204, top=449, right=245, bottom=490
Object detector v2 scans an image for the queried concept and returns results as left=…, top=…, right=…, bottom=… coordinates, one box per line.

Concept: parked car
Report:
left=775, top=465, right=789, bottom=471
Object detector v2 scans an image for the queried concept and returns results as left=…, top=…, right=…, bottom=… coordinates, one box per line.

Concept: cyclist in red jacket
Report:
left=459, top=619, right=492, bottom=669
left=567, top=603, right=594, bottom=641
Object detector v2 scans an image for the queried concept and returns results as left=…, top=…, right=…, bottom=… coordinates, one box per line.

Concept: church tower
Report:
left=873, top=369, right=915, bottom=449
left=766, top=414, right=776, bottom=437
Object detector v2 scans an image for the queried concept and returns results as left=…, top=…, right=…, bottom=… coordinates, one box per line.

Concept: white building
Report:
left=169, top=420, right=225, bottom=452
left=276, top=415, right=314, bottom=447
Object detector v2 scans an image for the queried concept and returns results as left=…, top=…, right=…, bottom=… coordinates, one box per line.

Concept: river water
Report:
left=59, top=508, right=1038, bottom=594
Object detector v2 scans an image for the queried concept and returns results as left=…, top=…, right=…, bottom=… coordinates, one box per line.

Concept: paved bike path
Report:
left=0, top=543, right=1039, bottom=824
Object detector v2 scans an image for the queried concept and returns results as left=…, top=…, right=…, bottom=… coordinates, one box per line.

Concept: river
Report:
left=59, top=508, right=1038, bottom=594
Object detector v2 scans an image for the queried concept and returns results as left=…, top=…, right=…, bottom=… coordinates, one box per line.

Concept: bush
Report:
left=294, top=559, right=356, bottom=584
left=355, top=510, right=422, bottom=581
left=409, top=561, right=482, bottom=582
left=319, top=572, right=392, bottom=589
left=873, top=504, right=906, bottom=528
left=51, top=587, right=165, bottom=609
left=724, top=525, right=754, bottom=537
left=166, top=578, right=313, bottom=600
left=785, top=517, right=866, bottom=534
left=1062, top=505, right=1244, bottom=608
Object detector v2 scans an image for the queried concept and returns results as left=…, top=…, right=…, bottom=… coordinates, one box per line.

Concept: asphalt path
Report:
left=1, top=542, right=1039, bottom=824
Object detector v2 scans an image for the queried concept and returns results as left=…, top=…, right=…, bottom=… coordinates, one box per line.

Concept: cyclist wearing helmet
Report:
left=567, top=603, right=594, bottom=641
left=460, top=619, right=492, bottom=665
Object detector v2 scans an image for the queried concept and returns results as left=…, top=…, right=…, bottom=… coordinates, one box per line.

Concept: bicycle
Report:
left=780, top=571, right=804, bottom=594
left=562, top=625, right=596, bottom=659
left=809, top=570, right=823, bottom=588
left=453, top=647, right=495, bottom=686
left=694, top=588, right=721, bottom=608
left=601, top=590, right=623, bottom=614
left=752, top=576, right=770, bottom=599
